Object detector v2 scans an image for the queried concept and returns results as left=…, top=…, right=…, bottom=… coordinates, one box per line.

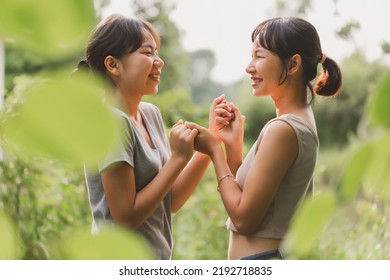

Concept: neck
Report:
left=114, top=90, right=142, bottom=120
left=272, top=84, right=308, bottom=117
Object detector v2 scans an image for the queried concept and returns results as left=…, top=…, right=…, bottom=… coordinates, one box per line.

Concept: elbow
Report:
left=171, top=204, right=184, bottom=214
left=235, top=224, right=257, bottom=236
left=112, top=214, right=142, bottom=230
left=171, top=206, right=180, bottom=214
left=231, top=217, right=260, bottom=235
left=171, top=200, right=185, bottom=214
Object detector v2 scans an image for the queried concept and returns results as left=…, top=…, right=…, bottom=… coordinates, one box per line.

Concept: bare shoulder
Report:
left=262, top=119, right=297, bottom=144
left=258, top=119, right=298, bottom=163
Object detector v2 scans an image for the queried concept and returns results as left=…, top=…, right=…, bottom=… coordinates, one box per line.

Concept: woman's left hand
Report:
left=185, top=122, right=221, bottom=157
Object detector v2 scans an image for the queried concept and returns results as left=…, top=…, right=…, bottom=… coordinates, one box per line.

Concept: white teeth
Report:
left=150, top=74, right=160, bottom=79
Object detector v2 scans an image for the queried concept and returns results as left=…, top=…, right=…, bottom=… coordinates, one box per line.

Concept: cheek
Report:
left=254, top=60, right=268, bottom=73
left=126, top=57, right=152, bottom=73
left=261, top=62, right=281, bottom=80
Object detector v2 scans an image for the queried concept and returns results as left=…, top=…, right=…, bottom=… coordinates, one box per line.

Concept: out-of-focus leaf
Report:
left=0, top=0, right=96, bottom=58
left=283, top=192, right=337, bottom=258
left=362, top=135, right=390, bottom=197
left=0, top=211, right=19, bottom=259
left=368, top=75, right=390, bottom=127
left=339, top=144, right=372, bottom=201
left=54, top=225, right=154, bottom=260
left=339, top=134, right=390, bottom=200
left=1, top=73, right=121, bottom=167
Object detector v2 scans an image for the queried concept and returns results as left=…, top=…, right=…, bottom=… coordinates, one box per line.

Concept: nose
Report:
left=245, top=61, right=254, bottom=74
left=154, top=56, right=164, bottom=69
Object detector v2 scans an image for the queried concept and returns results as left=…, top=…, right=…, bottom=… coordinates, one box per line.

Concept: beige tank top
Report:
left=226, top=114, right=319, bottom=239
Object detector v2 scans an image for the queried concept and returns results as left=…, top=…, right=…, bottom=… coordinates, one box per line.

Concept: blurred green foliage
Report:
left=0, top=0, right=96, bottom=59
left=0, top=0, right=390, bottom=260
left=0, top=210, right=19, bottom=259
left=0, top=155, right=91, bottom=259
left=52, top=225, right=153, bottom=260
left=173, top=169, right=229, bottom=260
left=0, top=0, right=150, bottom=260
left=2, top=74, right=121, bottom=168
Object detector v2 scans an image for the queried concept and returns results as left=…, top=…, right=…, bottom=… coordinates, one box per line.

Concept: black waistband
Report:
left=240, top=249, right=284, bottom=260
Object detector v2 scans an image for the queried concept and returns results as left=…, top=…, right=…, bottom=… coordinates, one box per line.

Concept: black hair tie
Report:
left=78, top=59, right=90, bottom=70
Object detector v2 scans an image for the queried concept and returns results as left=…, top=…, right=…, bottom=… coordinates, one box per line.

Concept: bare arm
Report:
left=216, top=121, right=298, bottom=234
left=171, top=152, right=210, bottom=213
left=101, top=123, right=198, bottom=229
left=187, top=120, right=298, bottom=235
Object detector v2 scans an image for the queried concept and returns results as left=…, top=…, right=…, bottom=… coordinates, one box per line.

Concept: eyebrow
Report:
left=254, top=47, right=267, bottom=53
left=140, top=44, right=158, bottom=50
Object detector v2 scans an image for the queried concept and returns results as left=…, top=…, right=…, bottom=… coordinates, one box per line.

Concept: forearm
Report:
left=171, top=152, right=211, bottom=212
left=210, top=147, right=243, bottom=226
left=224, top=142, right=243, bottom=176
left=122, top=156, right=188, bottom=228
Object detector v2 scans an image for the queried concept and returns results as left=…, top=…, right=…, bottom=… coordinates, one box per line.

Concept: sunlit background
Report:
left=103, top=0, right=390, bottom=83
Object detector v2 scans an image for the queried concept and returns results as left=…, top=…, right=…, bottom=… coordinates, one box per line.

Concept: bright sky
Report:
left=103, top=0, right=390, bottom=84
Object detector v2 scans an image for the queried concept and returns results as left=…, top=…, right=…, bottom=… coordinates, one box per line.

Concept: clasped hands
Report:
left=170, top=94, right=245, bottom=160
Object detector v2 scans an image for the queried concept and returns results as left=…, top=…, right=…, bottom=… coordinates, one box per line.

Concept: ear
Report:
left=104, top=56, right=120, bottom=76
left=288, top=54, right=302, bottom=75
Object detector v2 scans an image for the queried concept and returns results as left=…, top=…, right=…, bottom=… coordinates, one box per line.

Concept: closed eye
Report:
left=140, top=43, right=159, bottom=57
left=255, top=51, right=265, bottom=58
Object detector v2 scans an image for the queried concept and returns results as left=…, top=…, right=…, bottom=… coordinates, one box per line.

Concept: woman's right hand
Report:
left=184, top=122, right=221, bottom=158
left=169, top=120, right=199, bottom=163
left=209, top=95, right=234, bottom=141
left=214, top=102, right=245, bottom=147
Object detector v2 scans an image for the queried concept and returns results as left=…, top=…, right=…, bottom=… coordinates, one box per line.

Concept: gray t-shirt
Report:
left=84, top=102, right=172, bottom=259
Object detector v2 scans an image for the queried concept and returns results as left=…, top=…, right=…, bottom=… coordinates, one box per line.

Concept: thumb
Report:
left=214, top=94, right=225, bottom=104
left=188, top=128, right=199, bottom=141
left=185, top=121, right=203, bottom=131
left=173, top=119, right=183, bottom=128
left=211, top=94, right=226, bottom=110
left=241, top=115, right=246, bottom=123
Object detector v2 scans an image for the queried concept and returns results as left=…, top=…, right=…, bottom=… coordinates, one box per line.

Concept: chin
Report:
left=253, top=89, right=267, bottom=97
left=146, top=88, right=159, bottom=95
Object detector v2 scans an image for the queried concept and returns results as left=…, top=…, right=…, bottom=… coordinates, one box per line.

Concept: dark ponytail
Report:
left=77, top=59, right=90, bottom=71
left=71, top=59, right=91, bottom=77
left=314, top=56, right=342, bottom=97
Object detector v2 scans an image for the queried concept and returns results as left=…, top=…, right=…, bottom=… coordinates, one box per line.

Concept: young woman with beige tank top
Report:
left=186, top=17, right=342, bottom=259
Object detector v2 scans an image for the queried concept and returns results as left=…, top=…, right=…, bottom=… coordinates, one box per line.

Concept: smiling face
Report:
left=117, top=31, right=164, bottom=97
left=245, top=39, right=284, bottom=97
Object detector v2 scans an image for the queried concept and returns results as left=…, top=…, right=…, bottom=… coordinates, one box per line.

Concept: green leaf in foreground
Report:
left=359, top=135, right=390, bottom=197
left=283, top=192, right=337, bottom=258
left=368, top=75, right=390, bottom=128
left=0, top=211, right=20, bottom=259
left=1, top=74, right=121, bottom=167
left=53, top=226, right=153, bottom=260
left=339, top=134, right=390, bottom=200
left=0, top=0, right=95, bottom=58
left=339, top=143, right=372, bottom=201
